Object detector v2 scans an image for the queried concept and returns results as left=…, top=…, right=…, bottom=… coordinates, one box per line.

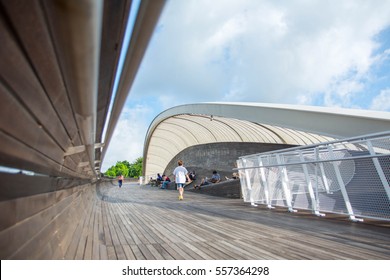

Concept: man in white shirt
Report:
left=173, top=160, right=191, bottom=200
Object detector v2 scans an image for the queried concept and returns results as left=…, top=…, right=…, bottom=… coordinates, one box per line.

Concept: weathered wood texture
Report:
left=2, top=180, right=388, bottom=259
left=0, top=181, right=95, bottom=259
left=0, top=0, right=137, bottom=178
left=94, top=182, right=390, bottom=260
left=0, top=182, right=390, bottom=260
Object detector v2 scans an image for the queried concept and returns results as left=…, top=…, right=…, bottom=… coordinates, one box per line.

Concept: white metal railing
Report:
left=236, top=131, right=390, bottom=222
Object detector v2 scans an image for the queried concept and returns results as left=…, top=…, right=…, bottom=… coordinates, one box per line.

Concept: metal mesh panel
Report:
left=238, top=132, right=390, bottom=221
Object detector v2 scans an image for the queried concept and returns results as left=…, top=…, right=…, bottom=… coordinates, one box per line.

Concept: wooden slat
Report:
left=0, top=16, right=72, bottom=150
left=1, top=1, right=82, bottom=147
left=105, top=203, right=127, bottom=260
left=64, top=199, right=91, bottom=259
left=1, top=181, right=389, bottom=260
left=0, top=16, right=84, bottom=176
left=84, top=182, right=389, bottom=260
left=167, top=242, right=196, bottom=259
left=91, top=202, right=102, bottom=260
left=0, top=130, right=84, bottom=178
left=83, top=200, right=96, bottom=260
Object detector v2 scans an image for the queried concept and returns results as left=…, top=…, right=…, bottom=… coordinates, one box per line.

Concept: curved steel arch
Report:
left=143, top=102, right=390, bottom=178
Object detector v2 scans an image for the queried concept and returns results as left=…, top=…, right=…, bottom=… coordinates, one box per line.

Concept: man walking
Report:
left=173, top=160, right=191, bottom=200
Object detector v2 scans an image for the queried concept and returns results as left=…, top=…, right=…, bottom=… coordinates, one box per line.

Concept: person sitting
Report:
left=184, top=170, right=196, bottom=186
left=160, top=175, right=171, bottom=189
left=156, top=173, right=163, bottom=187
left=225, top=172, right=239, bottom=180
left=194, top=170, right=220, bottom=189
left=188, top=170, right=196, bottom=181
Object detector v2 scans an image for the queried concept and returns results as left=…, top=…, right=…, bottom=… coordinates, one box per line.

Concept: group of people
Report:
left=122, top=159, right=238, bottom=201
left=194, top=170, right=220, bottom=189
left=116, top=161, right=229, bottom=196
left=156, top=173, right=171, bottom=189
left=172, top=160, right=234, bottom=200
left=154, top=167, right=196, bottom=192
left=152, top=160, right=240, bottom=200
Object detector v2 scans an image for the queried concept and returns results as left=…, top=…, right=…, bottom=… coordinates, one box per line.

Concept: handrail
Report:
left=237, top=131, right=390, bottom=222
left=101, top=0, right=166, bottom=164
left=235, top=153, right=390, bottom=170
left=238, top=130, right=390, bottom=159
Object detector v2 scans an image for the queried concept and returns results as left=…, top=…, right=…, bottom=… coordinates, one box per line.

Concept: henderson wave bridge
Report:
left=0, top=0, right=389, bottom=260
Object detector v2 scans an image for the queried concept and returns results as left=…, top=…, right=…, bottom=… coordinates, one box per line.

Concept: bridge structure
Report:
left=143, top=102, right=390, bottom=181
left=0, top=0, right=389, bottom=260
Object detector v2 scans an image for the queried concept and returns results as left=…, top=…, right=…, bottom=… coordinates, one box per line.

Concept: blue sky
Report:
left=101, top=0, right=390, bottom=171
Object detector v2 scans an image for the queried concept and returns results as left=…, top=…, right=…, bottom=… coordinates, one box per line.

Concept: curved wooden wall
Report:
left=0, top=0, right=166, bottom=259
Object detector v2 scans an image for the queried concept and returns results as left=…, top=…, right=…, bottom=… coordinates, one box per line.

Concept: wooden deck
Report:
left=66, top=181, right=390, bottom=260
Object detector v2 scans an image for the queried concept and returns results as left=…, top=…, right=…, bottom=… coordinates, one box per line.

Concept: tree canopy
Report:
left=104, top=157, right=143, bottom=178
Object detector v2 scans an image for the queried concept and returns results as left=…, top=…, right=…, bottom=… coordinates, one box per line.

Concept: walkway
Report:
left=67, top=181, right=390, bottom=260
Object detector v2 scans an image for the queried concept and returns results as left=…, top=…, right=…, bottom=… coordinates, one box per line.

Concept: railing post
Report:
left=276, top=154, right=296, bottom=212
left=328, top=146, right=362, bottom=222
left=242, top=158, right=258, bottom=206
left=315, top=148, right=325, bottom=214
left=366, top=140, right=390, bottom=202
left=258, top=156, right=274, bottom=209
left=299, top=150, right=324, bottom=216
left=319, top=162, right=331, bottom=194
left=316, top=146, right=331, bottom=194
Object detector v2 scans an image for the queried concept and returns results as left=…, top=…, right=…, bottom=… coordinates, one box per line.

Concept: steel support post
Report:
left=258, top=156, right=274, bottom=209
left=319, top=162, right=331, bottom=194
left=276, top=154, right=296, bottom=212
left=328, top=146, right=362, bottom=222
left=299, top=151, right=324, bottom=216
left=242, top=159, right=257, bottom=206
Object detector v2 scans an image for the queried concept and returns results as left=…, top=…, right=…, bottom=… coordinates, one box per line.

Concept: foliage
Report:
left=128, top=157, right=143, bottom=178
left=104, top=158, right=143, bottom=178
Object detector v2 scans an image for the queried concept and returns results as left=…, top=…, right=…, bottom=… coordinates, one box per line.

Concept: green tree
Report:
left=104, top=158, right=143, bottom=178
left=115, top=161, right=129, bottom=177
left=122, top=160, right=131, bottom=170
left=128, top=157, right=143, bottom=178
left=105, top=167, right=116, bottom=178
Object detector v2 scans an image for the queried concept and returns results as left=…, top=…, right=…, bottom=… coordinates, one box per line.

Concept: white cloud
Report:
left=103, top=0, right=390, bottom=167
left=322, top=78, right=365, bottom=109
left=133, top=0, right=390, bottom=108
left=370, top=88, right=390, bottom=111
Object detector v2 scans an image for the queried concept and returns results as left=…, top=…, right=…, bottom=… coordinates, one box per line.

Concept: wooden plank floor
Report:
left=69, top=181, right=390, bottom=260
